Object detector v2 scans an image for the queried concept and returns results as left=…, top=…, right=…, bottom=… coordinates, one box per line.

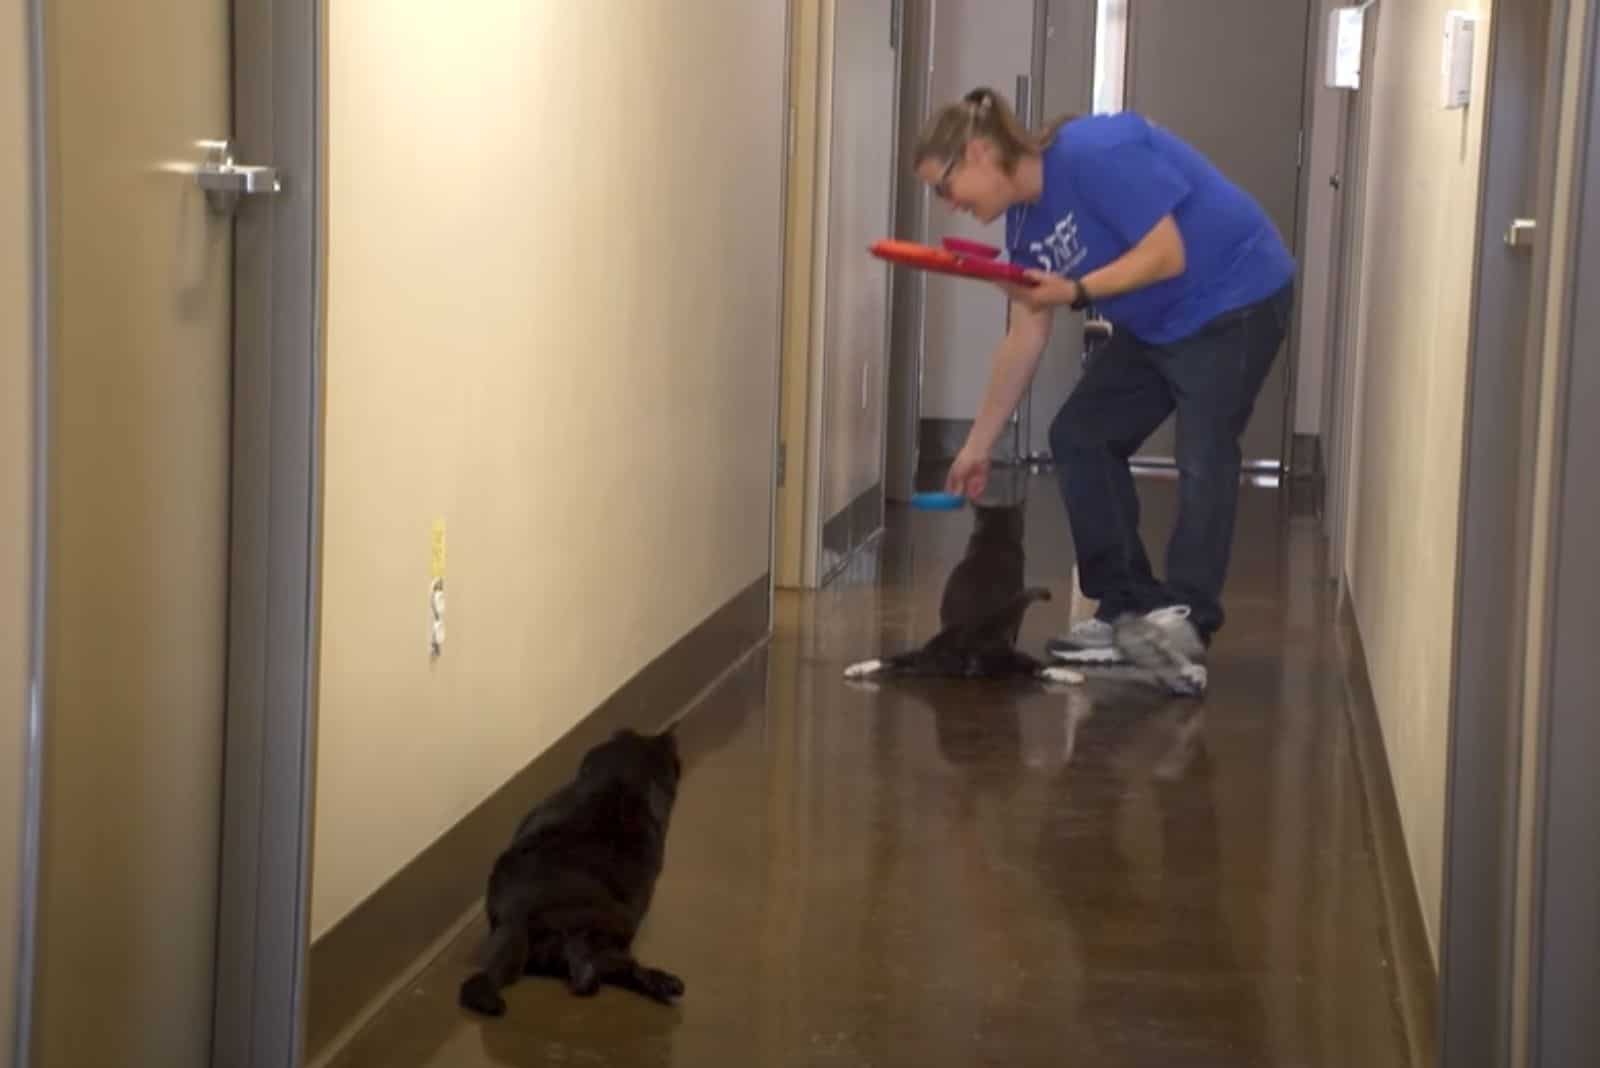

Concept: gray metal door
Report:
left=33, top=1, right=235, bottom=1062
left=919, top=0, right=1037, bottom=441
left=816, top=0, right=898, bottom=579
left=1323, top=10, right=1382, bottom=577
left=1123, top=0, right=1312, bottom=468
left=1025, top=0, right=1098, bottom=459
left=22, top=2, right=319, bottom=1065
left=1441, top=0, right=1572, bottom=1063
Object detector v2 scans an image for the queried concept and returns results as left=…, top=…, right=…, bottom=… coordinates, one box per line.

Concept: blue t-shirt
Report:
left=1006, top=112, right=1295, bottom=345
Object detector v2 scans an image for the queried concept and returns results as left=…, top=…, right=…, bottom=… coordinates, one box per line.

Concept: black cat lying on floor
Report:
left=459, top=727, right=684, bottom=1018
left=844, top=499, right=1082, bottom=685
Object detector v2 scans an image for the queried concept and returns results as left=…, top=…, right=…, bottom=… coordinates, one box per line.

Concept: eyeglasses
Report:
left=933, top=150, right=963, bottom=200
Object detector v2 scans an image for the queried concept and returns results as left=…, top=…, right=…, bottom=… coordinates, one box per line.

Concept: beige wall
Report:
left=1, top=0, right=32, bottom=1054
left=1343, top=0, right=1494, bottom=956
left=314, top=2, right=786, bottom=938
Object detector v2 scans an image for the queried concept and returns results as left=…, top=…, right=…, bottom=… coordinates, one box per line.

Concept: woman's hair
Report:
left=913, top=86, right=1077, bottom=174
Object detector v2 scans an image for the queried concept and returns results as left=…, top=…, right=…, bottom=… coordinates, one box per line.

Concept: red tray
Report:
left=869, top=238, right=1038, bottom=287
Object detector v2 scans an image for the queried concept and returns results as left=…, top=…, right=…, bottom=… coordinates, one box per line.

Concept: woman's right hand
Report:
left=946, top=446, right=991, bottom=500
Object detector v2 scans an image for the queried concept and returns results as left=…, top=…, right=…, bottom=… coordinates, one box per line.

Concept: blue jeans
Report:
left=1049, top=285, right=1294, bottom=639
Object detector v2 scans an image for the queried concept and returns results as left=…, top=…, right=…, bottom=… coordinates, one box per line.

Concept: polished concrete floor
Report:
left=328, top=473, right=1413, bottom=1068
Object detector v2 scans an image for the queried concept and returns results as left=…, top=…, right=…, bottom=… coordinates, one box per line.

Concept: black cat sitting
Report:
left=844, top=499, right=1082, bottom=685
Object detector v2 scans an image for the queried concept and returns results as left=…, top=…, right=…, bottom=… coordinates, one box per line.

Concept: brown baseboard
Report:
left=1288, top=433, right=1325, bottom=519
left=304, top=573, right=771, bottom=1064
left=1289, top=431, right=1324, bottom=480
left=1337, top=592, right=1440, bottom=1068
left=820, top=481, right=884, bottom=585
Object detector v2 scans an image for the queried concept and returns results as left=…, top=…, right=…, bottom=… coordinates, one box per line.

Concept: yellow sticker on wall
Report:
left=430, top=519, right=447, bottom=580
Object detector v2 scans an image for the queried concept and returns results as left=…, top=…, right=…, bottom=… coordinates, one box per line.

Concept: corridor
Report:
left=328, top=474, right=1414, bottom=1068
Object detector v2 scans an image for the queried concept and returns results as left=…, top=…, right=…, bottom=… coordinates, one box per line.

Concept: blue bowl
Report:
left=910, top=491, right=966, bottom=511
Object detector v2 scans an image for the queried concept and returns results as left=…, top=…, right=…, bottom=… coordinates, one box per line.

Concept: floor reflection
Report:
left=328, top=475, right=1410, bottom=1068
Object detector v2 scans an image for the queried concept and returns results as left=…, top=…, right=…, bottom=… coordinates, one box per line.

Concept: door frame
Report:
left=1522, top=9, right=1600, bottom=1058
left=769, top=2, right=797, bottom=622
left=775, top=0, right=819, bottom=588
left=210, top=1, right=324, bottom=1065
left=1506, top=2, right=1600, bottom=1062
left=13, top=0, right=51, bottom=1060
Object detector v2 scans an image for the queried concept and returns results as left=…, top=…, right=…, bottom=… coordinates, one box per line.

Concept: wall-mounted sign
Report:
left=1326, top=6, right=1366, bottom=91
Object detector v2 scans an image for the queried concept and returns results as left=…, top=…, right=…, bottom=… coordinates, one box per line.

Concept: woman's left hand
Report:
left=946, top=445, right=992, bottom=500
left=999, top=270, right=1078, bottom=310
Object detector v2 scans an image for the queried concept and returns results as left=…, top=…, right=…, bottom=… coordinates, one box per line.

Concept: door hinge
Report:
left=1297, top=130, right=1305, bottom=169
left=777, top=442, right=787, bottom=488
left=890, top=0, right=902, bottom=50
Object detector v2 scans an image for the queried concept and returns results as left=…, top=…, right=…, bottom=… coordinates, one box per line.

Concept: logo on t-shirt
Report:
left=1027, top=213, right=1087, bottom=276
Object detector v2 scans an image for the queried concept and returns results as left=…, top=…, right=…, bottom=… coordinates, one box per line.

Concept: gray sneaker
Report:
left=1112, top=605, right=1208, bottom=697
left=1047, top=617, right=1126, bottom=665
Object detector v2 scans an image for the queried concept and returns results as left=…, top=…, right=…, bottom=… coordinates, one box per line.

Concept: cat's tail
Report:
left=843, top=650, right=922, bottom=679
left=459, top=918, right=530, bottom=1017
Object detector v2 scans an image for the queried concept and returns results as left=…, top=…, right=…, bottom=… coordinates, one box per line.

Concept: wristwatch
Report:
left=1069, top=278, right=1093, bottom=312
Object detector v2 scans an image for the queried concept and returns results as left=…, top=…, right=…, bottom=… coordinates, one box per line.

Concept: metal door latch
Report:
left=1505, top=218, right=1537, bottom=250
left=196, top=139, right=280, bottom=216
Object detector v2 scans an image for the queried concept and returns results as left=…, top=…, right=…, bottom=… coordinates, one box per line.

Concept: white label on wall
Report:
left=1442, top=11, right=1478, bottom=110
left=1326, top=6, right=1365, bottom=90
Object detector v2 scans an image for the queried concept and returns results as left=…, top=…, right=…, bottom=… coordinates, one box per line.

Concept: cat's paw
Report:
left=843, top=658, right=884, bottom=679
left=637, top=966, right=686, bottom=1003
left=459, top=973, right=507, bottom=1017
left=1040, top=665, right=1085, bottom=686
left=567, top=959, right=601, bottom=997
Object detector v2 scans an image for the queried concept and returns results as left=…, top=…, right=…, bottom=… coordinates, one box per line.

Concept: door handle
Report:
left=1504, top=218, right=1537, bottom=250
left=196, top=139, right=280, bottom=216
